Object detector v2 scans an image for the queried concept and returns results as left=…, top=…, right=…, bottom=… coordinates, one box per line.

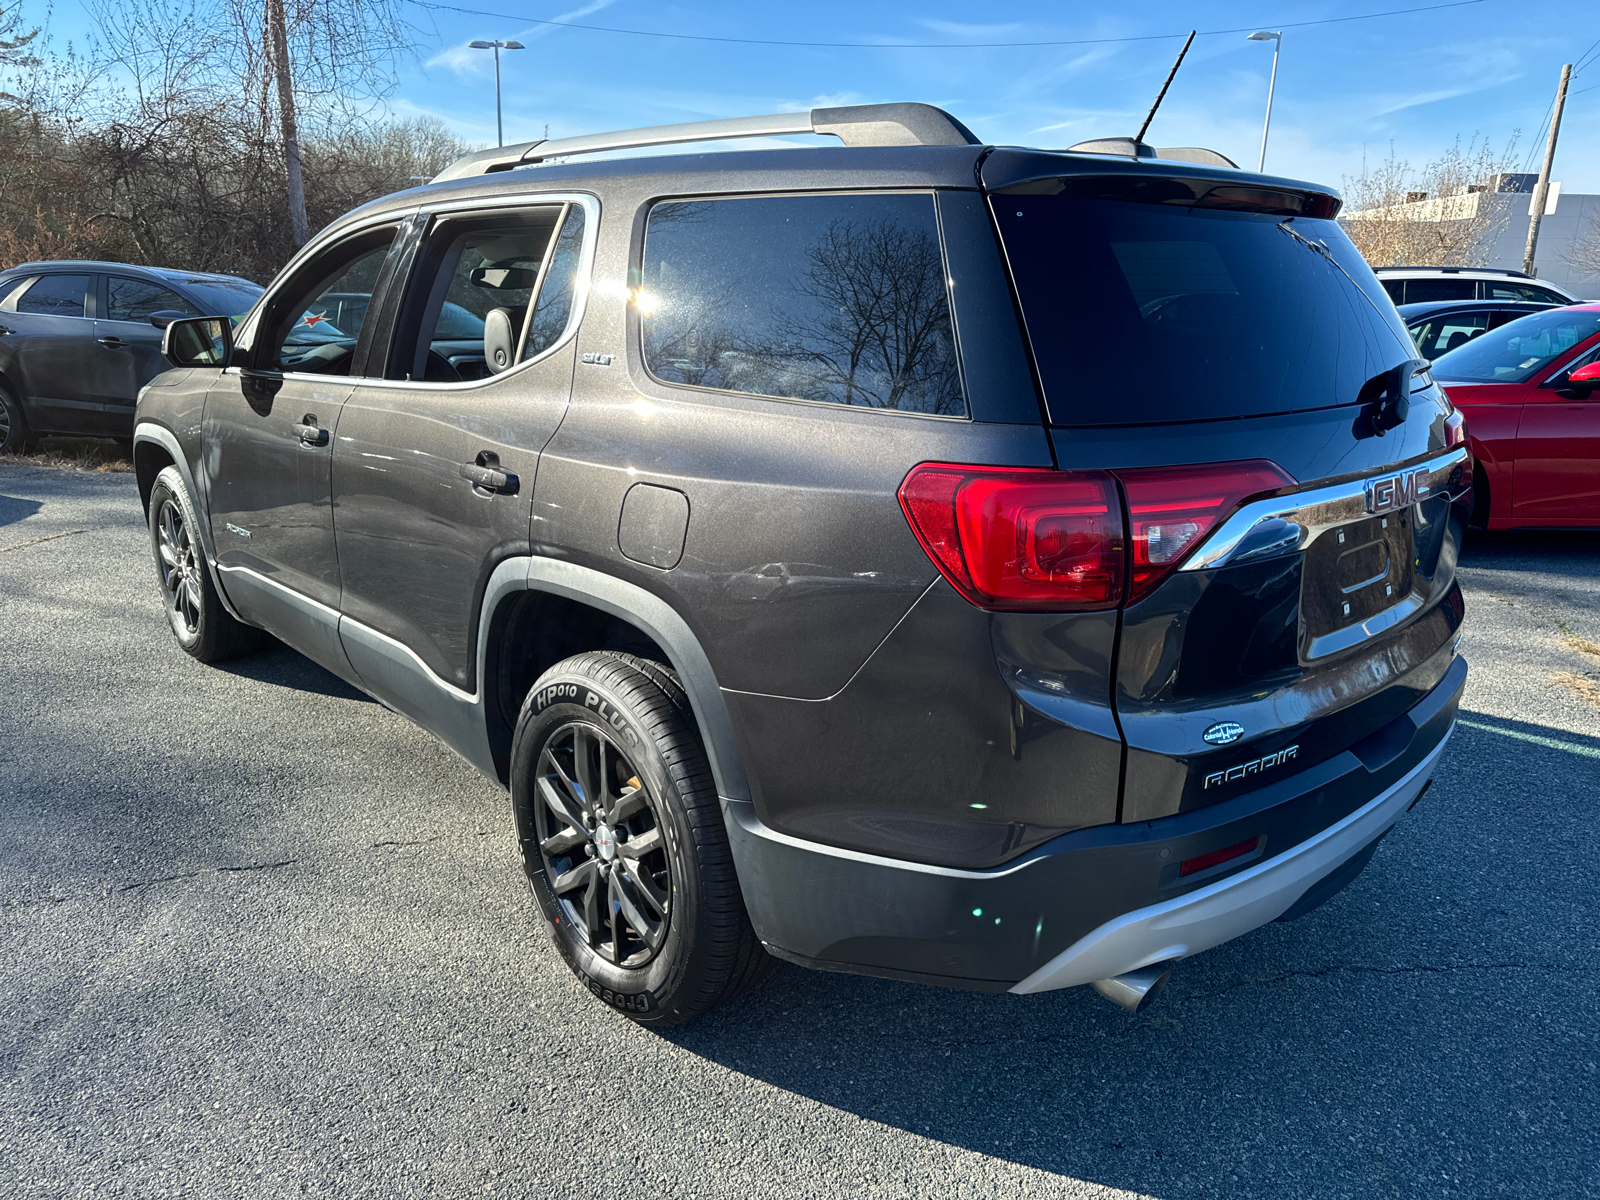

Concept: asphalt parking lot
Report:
left=2, top=463, right=1598, bottom=1199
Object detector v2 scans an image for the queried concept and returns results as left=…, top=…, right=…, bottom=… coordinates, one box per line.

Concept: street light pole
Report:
left=1248, top=30, right=1282, bottom=173
left=468, top=38, right=525, bottom=147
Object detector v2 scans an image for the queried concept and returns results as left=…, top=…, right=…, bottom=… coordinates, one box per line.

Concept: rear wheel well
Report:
left=134, top=440, right=176, bottom=517
left=486, top=591, right=672, bottom=777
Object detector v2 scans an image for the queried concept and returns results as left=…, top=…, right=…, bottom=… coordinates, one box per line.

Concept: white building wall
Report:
left=1479, top=190, right=1600, bottom=300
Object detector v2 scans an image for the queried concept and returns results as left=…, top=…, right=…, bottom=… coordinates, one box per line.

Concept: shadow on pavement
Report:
left=1461, top=527, right=1600, bottom=576
left=0, top=492, right=44, bottom=528
left=216, top=641, right=374, bottom=703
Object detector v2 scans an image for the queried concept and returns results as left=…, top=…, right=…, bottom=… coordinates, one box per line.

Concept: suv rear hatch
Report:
left=983, top=150, right=1469, bottom=823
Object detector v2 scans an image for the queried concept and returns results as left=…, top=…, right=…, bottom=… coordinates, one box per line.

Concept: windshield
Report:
left=176, top=277, right=262, bottom=318
left=992, top=194, right=1414, bottom=425
left=1431, top=307, right=1600, bottom=383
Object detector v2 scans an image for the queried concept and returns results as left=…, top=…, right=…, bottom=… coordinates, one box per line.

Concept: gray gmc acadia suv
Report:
left=134, top=103, right=1470, bottom=1024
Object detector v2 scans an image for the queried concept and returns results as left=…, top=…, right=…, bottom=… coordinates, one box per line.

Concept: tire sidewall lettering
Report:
left=530, top=682, right=643, bottom=751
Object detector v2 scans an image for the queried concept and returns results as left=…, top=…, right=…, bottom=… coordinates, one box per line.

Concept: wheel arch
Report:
left=485, top=561, right=750, bottom=803
left=132, top=421, right=246, bottom=622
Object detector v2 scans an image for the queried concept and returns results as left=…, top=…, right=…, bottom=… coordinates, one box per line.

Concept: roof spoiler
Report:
left=1065, top=137, right=1239, bottom=169
left=431, top=102, right=982, bottom=183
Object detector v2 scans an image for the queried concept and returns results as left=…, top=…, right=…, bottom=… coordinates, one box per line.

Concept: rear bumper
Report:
left=1009, top=728, right=1446, bottom=992
left=725, top=653, right=1464, bottom=992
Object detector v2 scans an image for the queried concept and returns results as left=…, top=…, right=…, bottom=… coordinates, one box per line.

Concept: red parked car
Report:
left=1430, top=304, right=1600, bottom=528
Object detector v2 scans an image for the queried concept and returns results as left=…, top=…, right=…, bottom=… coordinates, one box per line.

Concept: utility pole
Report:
left=266, top=0, right=309, bottom=248
left=1522, top=63, right=1572, bottom=277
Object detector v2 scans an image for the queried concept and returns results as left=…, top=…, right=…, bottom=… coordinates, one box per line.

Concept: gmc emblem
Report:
left=1365, top=468, right=1429, bottom=516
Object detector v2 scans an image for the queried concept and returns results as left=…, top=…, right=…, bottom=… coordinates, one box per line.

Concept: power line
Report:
left=404, top=0, right=1491, bottom=51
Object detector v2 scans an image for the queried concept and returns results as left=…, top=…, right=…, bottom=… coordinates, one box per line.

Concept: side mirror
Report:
left=147, top=309, right=190, bottom=330
left=163, top=316, right=233, bottom=368
left=1557, top=361, right=1600, bottom=398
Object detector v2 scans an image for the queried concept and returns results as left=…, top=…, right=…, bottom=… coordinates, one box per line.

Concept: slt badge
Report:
left=1203, top=721, right=1246, bottom=746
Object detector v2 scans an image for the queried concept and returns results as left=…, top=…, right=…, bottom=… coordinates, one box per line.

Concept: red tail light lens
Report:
left=1179, top=836, right=1260, bottom=878
left=1114, top=460, right=1295, bottom=602
left=898, top=464, right=1124, bottom=611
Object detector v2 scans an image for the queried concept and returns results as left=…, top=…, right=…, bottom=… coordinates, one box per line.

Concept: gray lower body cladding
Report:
left=726, top=654, right=1464, bottom=991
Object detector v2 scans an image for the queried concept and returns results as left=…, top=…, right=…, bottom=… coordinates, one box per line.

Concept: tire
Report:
left=0, top=382, right=38, bottom=455
left=147, top=465, right=263, bottom=662
left=510, top=651, right=770, bottom=1025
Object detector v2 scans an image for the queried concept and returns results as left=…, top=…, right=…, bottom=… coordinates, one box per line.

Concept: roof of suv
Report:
left=0, top=260, right=258, bottom=289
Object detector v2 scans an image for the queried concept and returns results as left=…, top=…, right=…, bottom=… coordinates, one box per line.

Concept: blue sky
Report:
left=48, top=0, right=1600, bottom=191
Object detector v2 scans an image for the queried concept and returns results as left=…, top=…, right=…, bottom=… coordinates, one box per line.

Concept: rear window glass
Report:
left=16, top=274, right=91, bottom=318
left=993, top=195, right=1415, bottom=425
left=1430, top=308, right=1600, bottom=383
left=640, top=193, right=965, bottom=417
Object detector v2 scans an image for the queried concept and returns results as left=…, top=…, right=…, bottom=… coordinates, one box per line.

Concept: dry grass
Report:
left=1564, top=635, right=1600, bottom=661
left=0, top=437, right=133, bottom=473
left=1552, top=672, right=1600, bottom=707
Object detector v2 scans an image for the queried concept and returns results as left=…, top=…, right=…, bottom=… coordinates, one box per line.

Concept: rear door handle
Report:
left=293, top=418, right=330, bottom=447
left=460, top=457, right=517, bottom=494
left=96, top=336, right=125, bottom=349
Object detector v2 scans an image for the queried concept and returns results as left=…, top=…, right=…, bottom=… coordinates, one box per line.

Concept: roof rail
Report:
left=431, top=102, right=981, bottom=183
left=1371, top=266, right=1533, bottom=278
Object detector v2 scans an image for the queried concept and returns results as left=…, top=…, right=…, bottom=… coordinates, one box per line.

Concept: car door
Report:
left=330, top=199, right=590, bottom=717
left=1513, top=337, right=1600, bottom=521
left=201, top=219, right=408, bottom=679
left=0, top=272, right=103, bottom=434
left=92, top=275, right=201, bottom=425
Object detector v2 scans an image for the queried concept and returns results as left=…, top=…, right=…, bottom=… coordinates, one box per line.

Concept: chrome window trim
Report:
left=1180, top=447, right=1469, bottom=573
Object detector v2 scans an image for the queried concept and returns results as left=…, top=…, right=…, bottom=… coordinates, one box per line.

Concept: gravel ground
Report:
left=2, top=464, right=1597, bottom=1200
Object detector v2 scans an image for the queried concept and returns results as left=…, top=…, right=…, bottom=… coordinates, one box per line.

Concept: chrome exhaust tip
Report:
left=1089, top=963, right=1174, bottom=1013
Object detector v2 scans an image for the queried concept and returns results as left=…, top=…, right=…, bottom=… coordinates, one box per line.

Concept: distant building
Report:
left=1342, top=173, right=1600, bottom=300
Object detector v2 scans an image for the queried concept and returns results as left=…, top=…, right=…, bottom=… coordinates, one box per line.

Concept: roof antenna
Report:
left=1136, top=30, right=1196, bottom=144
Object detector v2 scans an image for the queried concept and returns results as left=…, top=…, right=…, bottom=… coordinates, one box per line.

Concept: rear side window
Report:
left=1402, top=278, right=1476, bottom=303
left=107, top=277, right=198, bottom=322
left=993, top=195, right=1414, bottom=424
left=15, top=274, right=91, bottom=318
left=640, top=193, right=965, bottom=417
left=1487, top=281, right=1566, bottom=304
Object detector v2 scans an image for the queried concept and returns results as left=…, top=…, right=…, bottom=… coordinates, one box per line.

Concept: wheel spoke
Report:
left=616, top=825, right=660, bottom=861
left=537, top=769, right=589, bottom=838
left=609, top=784, right=647, bottom=826
left=158, top=541, right=179, bottom=568
left=614, top=869, right=665, bottom=949
left=552, top=857, right=597, bottom=897
left=608, top=871, right=624, bottom=961
left=617, top=852, right=668, bottom=918
left=539, top=826, right=587, bottom=855
left=574, top=726, right=603, bottom=812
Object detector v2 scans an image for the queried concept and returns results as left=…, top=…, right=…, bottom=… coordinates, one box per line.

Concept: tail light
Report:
left=900, top=459, right=1294, bottom=612
left=1114, top=461, right=1295, bottom=603
left=898, top=465, right=1123, bottom=611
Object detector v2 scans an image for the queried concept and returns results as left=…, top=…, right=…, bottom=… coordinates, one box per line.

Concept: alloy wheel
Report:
left=156, top=497, right=202, bottom=634
left=533, top=722, right=672, bottom=967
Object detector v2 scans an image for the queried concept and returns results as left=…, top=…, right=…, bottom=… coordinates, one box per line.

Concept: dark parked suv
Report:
left=134, top=104, right=1469, bottom=1024
left=0, top=261, right=260, bottom=452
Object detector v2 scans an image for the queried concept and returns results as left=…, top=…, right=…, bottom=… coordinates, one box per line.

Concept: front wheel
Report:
left=0, top=383, right=37, bottom=455
left=510, top=651, right=769, bottom=1025
left=147, top=465, right=262, bottom=662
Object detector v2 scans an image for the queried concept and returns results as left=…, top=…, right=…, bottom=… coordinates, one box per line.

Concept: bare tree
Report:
left=1563, top=211, right=1600, bottom=280
left=1340, top=137, right=1520, bottom=267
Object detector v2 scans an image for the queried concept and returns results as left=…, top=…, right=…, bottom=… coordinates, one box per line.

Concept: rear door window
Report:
left=1486, top=281, right=1564, bottom=303
left=1409, top=312, right=1490, bottom=359
left=992, top=194, right=1414, bottom=424
left=106, top=277, right=198, bottom=322
left=15, top=274, right=91, bottom=318
left=640, top=193, right=965, bottom=417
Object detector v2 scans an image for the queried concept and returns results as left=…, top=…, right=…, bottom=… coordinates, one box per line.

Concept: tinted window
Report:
left=523, top=207, right=586, bottom=360
left=1408, top=312, right=1489, bottom=360
left=994, top=195, right=1413, bottom=424
left=1431, top=308, right=1600, bottom=383
left=107, top=277, right=197, bottom=322
left=1486, top=281, right=1564, bottom=303
left=16, top=274, right=91, bottom=318
left=1402, top=278, right=1476, bottom=303
left=641, top=194, right=964, bottom=416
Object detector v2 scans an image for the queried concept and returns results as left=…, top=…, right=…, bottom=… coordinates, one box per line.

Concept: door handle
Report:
left=293, top=418, right=330, bottom=447
left=460, top=455, right=517, bottom=494
left=96, top=336, right=125, bottom=349
left=0, top=325, right=13, bottom=336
